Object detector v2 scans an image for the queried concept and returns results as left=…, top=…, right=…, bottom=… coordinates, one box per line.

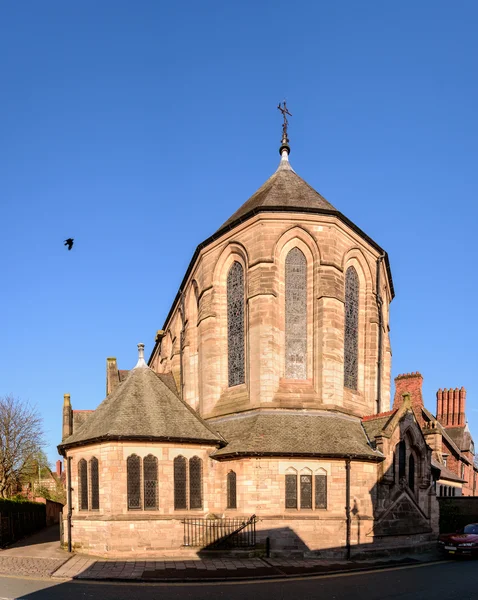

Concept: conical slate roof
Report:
left=219, top=156, right=337, bottom=230
left=58, top=365, right=224, bottom=450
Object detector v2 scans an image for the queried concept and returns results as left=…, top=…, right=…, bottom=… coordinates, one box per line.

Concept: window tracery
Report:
left=285, top=247, right=307, bottom=379
left=227, top=261, right=245, bottom=387
left=344, top=266, right=359, bottom=390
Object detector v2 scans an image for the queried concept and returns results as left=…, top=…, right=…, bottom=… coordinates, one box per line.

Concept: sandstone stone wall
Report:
left=151, top=213, right=393, bottom=420
left=63, top=441, right=436, bottom=557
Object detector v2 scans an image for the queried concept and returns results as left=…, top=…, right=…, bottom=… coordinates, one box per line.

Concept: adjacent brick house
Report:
left=58, top=132, right=440, bottom=558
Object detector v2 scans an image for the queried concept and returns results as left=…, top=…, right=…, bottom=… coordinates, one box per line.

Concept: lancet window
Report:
left=344, top=266, right=359, bottom=390
left=174, top=455, right=203, bottom=510
left=285, top=247, right=307, bottom=379
left=227, top=261, right=245, bottom=387
left=78, top=459, right=88, bottom=511
left=127, top=454, right=141, bottom=510
left=227, top=471, right=237, bottom=509
left=189, top=456, right=203, bottom=509
left=89, top=457, right=99, bottom=510
left=408, top=454, right=415, bottom=492
left=143, top=454, right=159, bottom=510
left=285, top=470, right=328, bottom=510
left=174, top=456, right=187, bottom=510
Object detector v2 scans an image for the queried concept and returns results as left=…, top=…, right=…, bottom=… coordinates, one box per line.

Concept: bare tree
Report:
left=0, top=395, right=45, bottom=498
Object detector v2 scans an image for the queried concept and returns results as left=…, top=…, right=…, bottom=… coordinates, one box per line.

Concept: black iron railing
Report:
left=183, top=514, right=257, bottom=548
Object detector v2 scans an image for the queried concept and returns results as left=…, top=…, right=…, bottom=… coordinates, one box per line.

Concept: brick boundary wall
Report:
left=438, top=497, right=478, bottom=533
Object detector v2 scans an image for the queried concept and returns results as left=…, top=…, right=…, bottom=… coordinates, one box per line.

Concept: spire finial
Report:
left=277, top=100, right=292, bottom=157
left=134, top=343, right=148, bottom=369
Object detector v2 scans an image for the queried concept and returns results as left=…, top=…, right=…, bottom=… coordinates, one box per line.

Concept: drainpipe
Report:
left=375, top=254, right=385, bottom=414
left=345, top=458, right=351, bottom=560
left=67, top=456, right=72, bottom=553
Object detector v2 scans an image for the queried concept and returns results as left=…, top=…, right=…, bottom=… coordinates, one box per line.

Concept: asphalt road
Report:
left=0, top=560, right=475, bottom=600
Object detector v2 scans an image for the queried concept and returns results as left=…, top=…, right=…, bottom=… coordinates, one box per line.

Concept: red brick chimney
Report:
left=56, top=460, right=62, bottom=477
left=436, top=387, right=466, bottom=427
left=393, top=372, right=424, bottom=410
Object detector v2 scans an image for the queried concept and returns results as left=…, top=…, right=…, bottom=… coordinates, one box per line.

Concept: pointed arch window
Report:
left=174, top=456, right=187, bottom=510
left=189, top=456, right=203, bottom=510
left=285, top=247, right=307, bottom=379
left=227, top=261, right=245, bottom=387
left=398, top=441, right=406, bottom=480
left=409, top=454, right=415, bottom=492
left=89, top=457, right=99, bottom=510
left=127, top=454, right=141, bottom=510
left=143, top=455, right=158, bottom=510
left=285, top=472, right=298, bottom=509
left=78, top=459, right=88, bottom=511
left=344, top=266, right=359, bottom=390
left=315, top=472, right=327, bottom=509
left=227, top=471, right=237, bottom=509
left=300, top=472, right=313, bottom=509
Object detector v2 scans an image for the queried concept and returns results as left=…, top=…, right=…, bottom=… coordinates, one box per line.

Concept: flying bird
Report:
left=64, top=238, right=74, bottom=251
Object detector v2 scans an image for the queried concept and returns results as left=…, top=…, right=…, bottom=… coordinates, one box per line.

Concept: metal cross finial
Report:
left=277, top=100, right=292, bottom=135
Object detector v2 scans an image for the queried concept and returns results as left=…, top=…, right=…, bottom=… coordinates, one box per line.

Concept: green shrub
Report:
left=0, top=498, right=46, bottom=516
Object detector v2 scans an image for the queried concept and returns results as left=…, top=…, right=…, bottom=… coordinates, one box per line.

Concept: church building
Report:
left=58, top=112, right=441, bottom=558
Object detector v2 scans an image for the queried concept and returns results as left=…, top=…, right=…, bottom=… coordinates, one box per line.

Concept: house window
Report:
left=285, top=247, right=307, bottom=379
left=189, top=456, right=203, bottom=510
left=315, top=473, right=327, bottom=509
left=227, top=471, right=237, bottom=509
left=227, top=261, right=245, bottom=387
left=286, top=471, right=328, bottom=510
left=78, top=459, right=88, bottom=511
left=344, top=266, right=359, bottom=390
left=127, top=454, right=141, bottom=510
left=89, top=457, right=99, bottom=510
left=174, top=456, right=187, bottom=510
left=443, top=456, right=448, bottom=468
left=461, top=463, right=466, bottom=480
left=143, top=454, right=158, bottom=510
left=285, top=473, right=298, bottom=509
left=398, top=441, right=406, bottom=479
left=408, top=454, right=415, bottom=492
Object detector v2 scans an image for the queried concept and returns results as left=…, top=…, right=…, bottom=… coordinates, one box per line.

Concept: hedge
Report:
left=0, top=498, right=46, bottom=516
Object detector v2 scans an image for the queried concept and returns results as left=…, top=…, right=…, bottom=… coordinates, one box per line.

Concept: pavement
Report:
left=0, top=526, right=444, bottom=583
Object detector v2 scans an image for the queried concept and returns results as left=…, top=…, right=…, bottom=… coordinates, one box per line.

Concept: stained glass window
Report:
left=408, top=454, right=415, bottom=492
left=227, top=261, right=245, bottom=387
left=398, top=441, right=406, bottom=480
left=189, top=456, right=203, bottom=510
left=315, top=474, right=327, bottom=509
left=344, top=266, right=359, bottom=390
left=227, top=471, right=237, bottom=509
left=143, top=454, right=158, bottom=510
left=174, top=456, right=187, bottom=510
left=285, top=473, right=297, bottom=508
left=78, top=459, right=88, bottom=511
left=300, top=474, right=312, bottom=509
left=285, top=248, right=307, bottom=379
left=90, top=457, right=99, bottom=510
left=127, top=454, right=141, bottom=510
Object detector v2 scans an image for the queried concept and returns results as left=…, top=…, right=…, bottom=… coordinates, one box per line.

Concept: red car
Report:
left=437, top=523, right=478, bottom=557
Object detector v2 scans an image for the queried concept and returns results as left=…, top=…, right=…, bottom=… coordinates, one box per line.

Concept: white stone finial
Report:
left=134, top=343, right=148, bottom=369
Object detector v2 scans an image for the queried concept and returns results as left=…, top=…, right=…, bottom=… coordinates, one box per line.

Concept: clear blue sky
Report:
left=1, top=1, right=477, bottom=466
